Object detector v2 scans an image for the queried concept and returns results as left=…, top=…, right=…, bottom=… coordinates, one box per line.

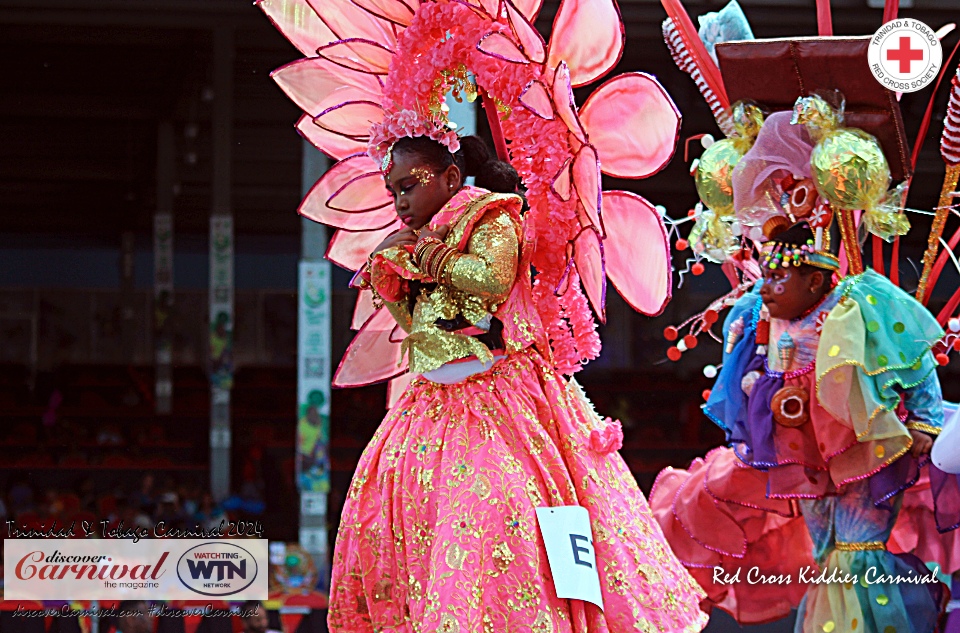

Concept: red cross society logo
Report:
left=869, top=18, right=942, bottom=93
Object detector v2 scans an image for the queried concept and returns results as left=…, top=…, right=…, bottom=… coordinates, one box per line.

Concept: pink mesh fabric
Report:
left=731, top=111, right=814, bottom=241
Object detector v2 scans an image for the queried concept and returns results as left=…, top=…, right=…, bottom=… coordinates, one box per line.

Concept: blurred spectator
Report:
left=129, top=473, right=155, bottom=513
left=241, top=601, right=281, bottom=633
left=113, top=600, right=155, bottom=633
left=77, top=476, right=97, bottom=512
left=155, top=491, right=184, bottom=528
left=179, top=481, right=201, bottom=517
left=97, top=422, right=124, bottom=446
left=42, top=487, right=63, bottom=518
left=8, top=478, right=35, bottom=515
left=194, top=493, right=228, bottom=531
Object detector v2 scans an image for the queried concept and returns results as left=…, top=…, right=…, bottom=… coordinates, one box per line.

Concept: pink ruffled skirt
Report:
left=328, top=348, right=709, bottom=633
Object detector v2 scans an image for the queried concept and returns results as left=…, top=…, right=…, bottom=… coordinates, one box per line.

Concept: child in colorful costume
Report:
left=646, top=18, right=960, bottom=631
left=259, top=0, right=710, bottom=630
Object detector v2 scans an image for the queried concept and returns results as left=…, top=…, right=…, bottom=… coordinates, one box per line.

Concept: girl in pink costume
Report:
left=329, top=127, right=708, bottom=633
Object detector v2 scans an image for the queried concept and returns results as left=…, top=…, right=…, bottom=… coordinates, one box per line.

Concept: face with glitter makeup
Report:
left=760, top=263, right=828, bottom=320
left=384, top=150, right=461, bottom=230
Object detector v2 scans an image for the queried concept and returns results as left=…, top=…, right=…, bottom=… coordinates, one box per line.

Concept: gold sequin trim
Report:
left=906, top=421, right=941, bottom=436
left=835, top=540, right=885, bottom=551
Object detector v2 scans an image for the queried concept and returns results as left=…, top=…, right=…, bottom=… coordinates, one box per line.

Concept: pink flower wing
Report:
left=510, top=0, right=543, bottom=21
left=314, top=100, right=385, bottom=140
left=579, top=72, right=680, bottom=179
left=574, top=228, right=606, bottom=322
left=551, top=157, right=573, bottom=201
left=271, top=57, right=381, bottom=117
left=546, top=0, right=624, bottom=87
left=317, top=38, right=396, bottom=74
left=308, top=0, right=397, bottom=47
left=299, top=154, right=395, bottom=228
left=349, top=0, right=417, bottom=27
left=387, top=372, right=414, bottom=407
left=551, top=62, right=586, bottom=143
left=333, top=307, right=407, bottom=387
left=476, top=32, right=530, bottom=64
left=296, top=114, right=368, bottom=160
left=256, top=0, right=338, bottom=56
left=352, top=289, right=377, bottom=330
left=602, top=190, right=672, bottom=316
left=504, top=0, right=545, bottom=64
left=572, top=143, right=602, bottom=234
left=326, top=222, right=401, bottom=271
left=518, top=80, right=554, bottom=119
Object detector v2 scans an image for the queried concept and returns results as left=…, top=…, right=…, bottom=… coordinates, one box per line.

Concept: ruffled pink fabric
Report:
left=649, top=447, right=814, bottom=625
left=889, top=467, right=960, bottom=574
left=329, top=348, right=710, bottom=633
left=588, top=418, right=623, bottom=454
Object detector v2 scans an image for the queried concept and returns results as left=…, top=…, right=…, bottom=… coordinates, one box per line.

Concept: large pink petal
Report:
left=299, top=154, right=395, bottom=229
left=317, top=38, right=395, bottom=74
left=519, top=80, right=554, bottom=119
left=271, top=57, right=381, bottom=117
left=352, top=289, right=377, bottom=330
left=256, top=0, right=338, bottom=56
left=504, top=0, right=545, bottom=64
left=387, top=372, right=414, bottom=407
left=510, top=0, right=543, bottom=20
left=572, top=144, right=602, bottom=234
left=476, top=32, right=529, bottom=64
left=580, top=73, right=681, bottom=179
left=315, top=100, right=384, bottom=140
left=350, top=0, right=416, bottom=27
left=333, top=307, right=406, bottom=387
left=546, top=0, right=624, bottom=87
left=551, top=62, right=586, bottom=143
left=326, top=223, right=400, bottom=271
left=574, top=228, right=606, bottom=322
left=602, top=190, right=671, bottom=316
left=308, top=0, right=397, bottom=47
left=296, top=114, right=368, bottom=160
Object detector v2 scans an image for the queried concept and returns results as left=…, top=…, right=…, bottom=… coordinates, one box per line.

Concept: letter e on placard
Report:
left=535, top=506, right=604, bottom=610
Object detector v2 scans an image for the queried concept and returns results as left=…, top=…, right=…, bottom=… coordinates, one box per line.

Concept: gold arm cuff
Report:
left=834, top=540, right=886, bottom=552
left=906, top=421, right=941, bottom=436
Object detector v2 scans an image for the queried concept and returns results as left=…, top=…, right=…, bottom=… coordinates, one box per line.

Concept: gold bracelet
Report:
left=434, top=248, right=458, bottom=282
left=906, top=421, right=941, bottom=436
left=419, top=243, right=444, bottom=275
left=414, top=237, right=443, bottom=266
left=440, top=252, right=461, bottom=285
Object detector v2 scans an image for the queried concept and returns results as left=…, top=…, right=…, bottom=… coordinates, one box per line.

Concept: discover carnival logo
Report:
left=176, top=542, right=259, bottom=597
left=4, top=539, right=267, bottom=600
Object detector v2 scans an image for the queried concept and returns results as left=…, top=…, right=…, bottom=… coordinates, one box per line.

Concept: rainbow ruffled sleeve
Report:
left=816, top=270, right=945, bottom=443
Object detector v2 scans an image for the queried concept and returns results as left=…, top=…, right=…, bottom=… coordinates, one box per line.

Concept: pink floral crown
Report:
left=367, top=109, right=461, bottom=172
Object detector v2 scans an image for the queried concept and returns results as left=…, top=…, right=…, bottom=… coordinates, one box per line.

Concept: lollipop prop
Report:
left=917, top=68, right=960, bottom=304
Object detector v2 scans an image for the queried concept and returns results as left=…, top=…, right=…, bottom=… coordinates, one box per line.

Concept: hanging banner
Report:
left=209, top=216, right=234, bottom=390
left=154, top=213, right=174, bottom=412
left=297, top=260, right=331, bottom=494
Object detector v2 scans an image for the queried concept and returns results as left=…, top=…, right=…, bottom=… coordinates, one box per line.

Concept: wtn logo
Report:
left=185, top=559, right=247, bottom=581
left=177, top=543, right=259, bottom=597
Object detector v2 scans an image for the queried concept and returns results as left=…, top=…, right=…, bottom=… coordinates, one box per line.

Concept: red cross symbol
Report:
left=886, top=36, right=924, bottom=74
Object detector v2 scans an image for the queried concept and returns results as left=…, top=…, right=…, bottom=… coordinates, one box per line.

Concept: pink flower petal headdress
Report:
left=368, top=109, right=461, bottom=172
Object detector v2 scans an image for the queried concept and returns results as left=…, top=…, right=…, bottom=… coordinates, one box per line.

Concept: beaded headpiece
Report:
left=367, top=109, right=461, bottom=173
left=761, top=236, right=839, bottom=272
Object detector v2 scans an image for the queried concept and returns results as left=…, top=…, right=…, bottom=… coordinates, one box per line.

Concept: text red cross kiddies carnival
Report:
left=887, top=36, right=924, bottom=74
